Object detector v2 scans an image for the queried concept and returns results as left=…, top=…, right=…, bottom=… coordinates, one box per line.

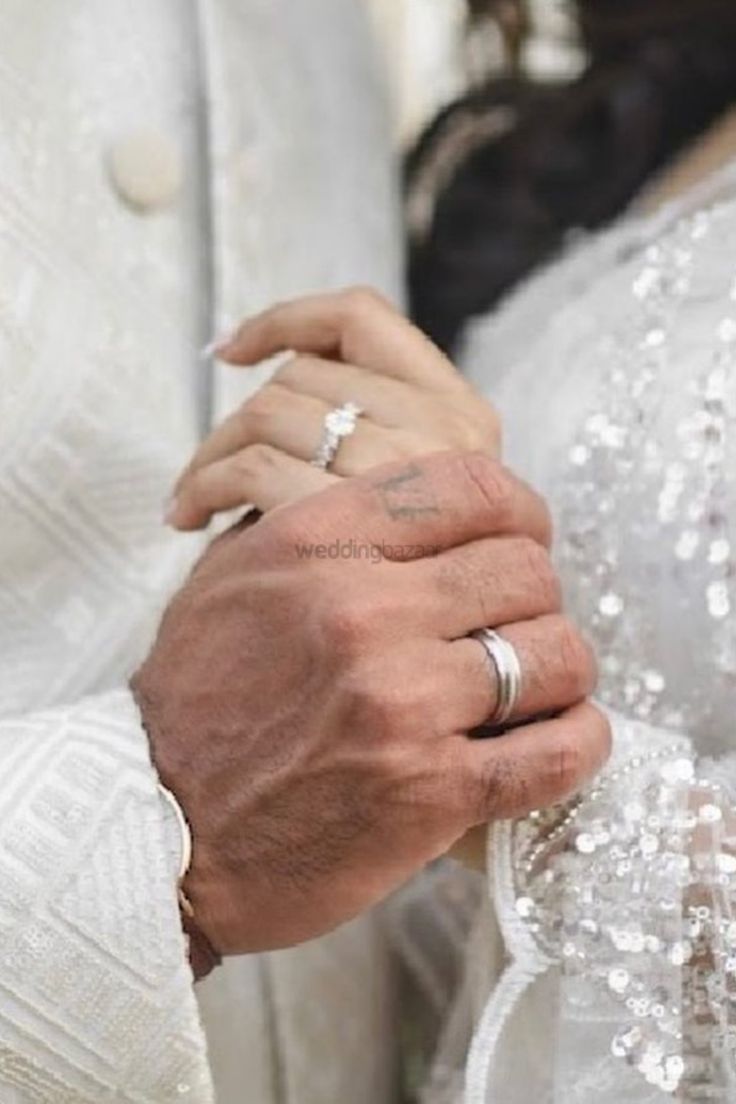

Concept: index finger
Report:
left=264, top=450, right=552, bottom=557
left=216, top=287, right=460, bottom=391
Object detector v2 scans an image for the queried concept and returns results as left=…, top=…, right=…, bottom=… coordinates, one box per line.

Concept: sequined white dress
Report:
left=428, top=161, right=736, bottom=1103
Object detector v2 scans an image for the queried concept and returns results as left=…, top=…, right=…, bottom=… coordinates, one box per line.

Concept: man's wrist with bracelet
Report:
left=158, top=785, right=222, bottom=981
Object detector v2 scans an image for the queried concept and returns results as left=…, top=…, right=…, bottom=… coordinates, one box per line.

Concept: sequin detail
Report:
left=557, top=205, right=736, bottom=737
left=512, top=724, right=736, bottom=1097
left=494, top=199, right=736, bottom=1100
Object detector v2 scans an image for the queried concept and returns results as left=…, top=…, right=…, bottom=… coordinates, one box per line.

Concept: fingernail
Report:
left=163, top=495, right=180, bottom=526
left=200, top=332, right=234, bottom=362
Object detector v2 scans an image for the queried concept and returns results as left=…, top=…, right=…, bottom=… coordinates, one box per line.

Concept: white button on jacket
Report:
left=109, top=128, right=184, bottom=211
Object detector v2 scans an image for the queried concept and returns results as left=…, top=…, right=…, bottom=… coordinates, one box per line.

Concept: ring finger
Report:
left=174, top=389, right=444, bottom=525
left=439, top=613, right=598, bottom=734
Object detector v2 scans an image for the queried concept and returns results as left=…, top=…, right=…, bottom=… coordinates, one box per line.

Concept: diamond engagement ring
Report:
left=312, top=401, right=364, bottom=471
left=471, top=628, right=523, bottom=726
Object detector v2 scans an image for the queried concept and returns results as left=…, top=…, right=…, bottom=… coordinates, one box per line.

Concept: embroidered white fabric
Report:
left=0, top=1, right=402, bottom=1101
left=390, top=160, right=736, bottom=1103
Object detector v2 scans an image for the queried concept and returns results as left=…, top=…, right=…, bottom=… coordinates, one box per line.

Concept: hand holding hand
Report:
left=134, top=451, right=609, bottom=956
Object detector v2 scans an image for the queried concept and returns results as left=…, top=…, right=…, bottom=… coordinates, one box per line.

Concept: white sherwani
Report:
left=0, top=2, right=402, bottom=1101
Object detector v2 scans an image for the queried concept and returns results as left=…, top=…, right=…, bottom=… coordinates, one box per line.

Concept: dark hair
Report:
left=408, top=0, right=736, bottom=354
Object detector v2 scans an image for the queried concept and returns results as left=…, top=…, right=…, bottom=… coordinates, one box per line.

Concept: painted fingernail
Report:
left=200, top=332, right=235, bottom=361
left=199, top=338, right=221, bottom=361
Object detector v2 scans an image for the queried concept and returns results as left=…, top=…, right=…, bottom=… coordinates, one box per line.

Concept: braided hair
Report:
left=408, top=0, right=736, bottom=353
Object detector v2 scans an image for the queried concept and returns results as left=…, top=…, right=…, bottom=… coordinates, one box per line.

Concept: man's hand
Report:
left=132, top=451, right=610, bottom=956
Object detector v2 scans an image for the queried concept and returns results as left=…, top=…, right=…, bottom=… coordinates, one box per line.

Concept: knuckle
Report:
left=555, top=618, right=597, bottom=698
left=553, top=733, right=585, bottom=794
left=229, top=451, right=257, bottom=483
left=586, top=704, right=613, bottom=764
left=236, top=442, right=278, bottom=475
left=473, top=752, right=527, bottom=823
left=549, top=706, right=612, bottom=798
left=340, top=285, right=388, bottom=319
left=459, top=452, right=515, bottom=528
left=273, top=356, right=302, bottom=387
left=435, top=544, right=471, bottom=585
left=369, top=746, right=409, bottom=795
left=325, top=596, right=375, bottom=651
left=434, top=551, right=467, bottom=596
left=343, top=671, right=401, bottom=737
left=517, top=539, right=561, bottom=610
left=243, top=386, right=277, bottom=417
left=238, top=394, right=274, bottom=435
left=438, top=554, right=495, bottom=626
left=341, top=657, right=433, bottom=741
left=269, top=506, right=309, bottom=551
left=366, top=696, right=402, bottom=738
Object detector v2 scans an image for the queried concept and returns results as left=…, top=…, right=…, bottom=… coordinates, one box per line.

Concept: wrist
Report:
left=182, top=908, right=223, bottom=980
left=157, top=784, right=222, bottom=981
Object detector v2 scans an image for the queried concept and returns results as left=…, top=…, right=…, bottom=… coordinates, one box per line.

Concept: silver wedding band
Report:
left=312, top=401, right=364, bottom=471
left=472, top=628, right=523, bottom=726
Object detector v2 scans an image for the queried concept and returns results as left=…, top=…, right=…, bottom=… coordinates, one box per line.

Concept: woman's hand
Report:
left=167, top=287, right=501, bottom=528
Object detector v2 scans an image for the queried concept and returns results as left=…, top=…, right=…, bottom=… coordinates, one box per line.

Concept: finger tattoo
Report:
left=372, top=463, right=440, bottom=520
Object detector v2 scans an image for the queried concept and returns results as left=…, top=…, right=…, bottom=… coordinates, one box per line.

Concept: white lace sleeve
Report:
left=0, top=689, right=212, bottom=1104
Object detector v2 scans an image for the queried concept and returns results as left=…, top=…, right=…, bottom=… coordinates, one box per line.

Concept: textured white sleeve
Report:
left=0, top=688, right=214, bottom=1104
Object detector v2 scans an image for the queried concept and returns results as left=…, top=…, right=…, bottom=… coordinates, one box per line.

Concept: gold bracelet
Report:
left=158, top=784, right=195, bottom=916
left=157, top=784, right=221, bottom=977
